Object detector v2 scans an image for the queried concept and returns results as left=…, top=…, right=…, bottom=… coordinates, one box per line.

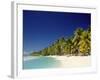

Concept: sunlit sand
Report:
left=24, top=56, right=91, bottom=68
left=51, top=56, right=91, bottom=68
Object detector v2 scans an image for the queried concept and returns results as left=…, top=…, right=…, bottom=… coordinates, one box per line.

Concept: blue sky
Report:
left=23, top=10, right=91, bottom=54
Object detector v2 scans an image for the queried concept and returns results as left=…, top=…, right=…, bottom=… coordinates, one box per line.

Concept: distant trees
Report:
left=30, top=27, right=91, bottom=56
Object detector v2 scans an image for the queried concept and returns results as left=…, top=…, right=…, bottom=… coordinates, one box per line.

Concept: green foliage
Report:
left=30, top=51, right=42, bottom=56
left=30, top=27, right=91, bottom=56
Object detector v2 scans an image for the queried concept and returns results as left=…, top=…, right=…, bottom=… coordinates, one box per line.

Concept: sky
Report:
left=23, top=10, right=91, bottom=54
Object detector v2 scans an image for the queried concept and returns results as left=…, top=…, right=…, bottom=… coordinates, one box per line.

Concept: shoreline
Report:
left=24, top=56, right=91, bottom=68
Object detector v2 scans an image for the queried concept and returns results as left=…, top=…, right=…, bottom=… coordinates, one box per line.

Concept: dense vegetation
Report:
left=30, top=27, right=91, bottom=56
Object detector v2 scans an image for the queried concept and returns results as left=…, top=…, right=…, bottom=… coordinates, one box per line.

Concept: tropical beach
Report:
left=51, top=56, right=91, bottom=68
left=23, top=10, right=91, bottom=69
left=23, top=56, right=91, bottom=69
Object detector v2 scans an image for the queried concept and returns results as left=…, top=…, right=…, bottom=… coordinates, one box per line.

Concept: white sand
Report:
left=52, top=56, right=91, bottom=68
left=24, top=56, right=91, bottom=68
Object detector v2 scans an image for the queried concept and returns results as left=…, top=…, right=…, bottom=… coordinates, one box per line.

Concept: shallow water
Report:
left=23, top=56, right=61, bottom=69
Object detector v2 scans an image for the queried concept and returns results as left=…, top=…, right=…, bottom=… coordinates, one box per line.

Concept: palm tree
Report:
left=79, top=30, right=90, bottom=56
left=30, top=27, right=91, bottom=56
left=58, top=37, right=66, bottom=55
left=65, top=38, right=73, bottom=55
left=87, top=27, right=91, bottom=55
left=72, top=28, right=84, bottom=55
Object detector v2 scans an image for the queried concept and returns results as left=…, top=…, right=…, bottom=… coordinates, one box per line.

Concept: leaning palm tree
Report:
left=79, top=30, right=90, bottom=56
left=65, top=38, right=73, bottom=56
left=87, top=27, right=91, bottom=55
left=72, top=28, right=84, bottom=55
left=59, top=37, right=66, bottom=55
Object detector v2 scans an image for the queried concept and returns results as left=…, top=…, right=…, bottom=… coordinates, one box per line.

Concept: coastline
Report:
left=24, top=56, right=91, bottom=68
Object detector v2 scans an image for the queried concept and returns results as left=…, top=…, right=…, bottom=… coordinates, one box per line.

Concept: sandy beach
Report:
left=51, top=56, right=91, bottom=68
left=24, top=56, right=91, bottom=68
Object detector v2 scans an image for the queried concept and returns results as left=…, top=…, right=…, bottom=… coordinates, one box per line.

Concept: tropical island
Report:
left=23, top=10, right=91, bottom=69
left=30, top=27, right=91, bottom=57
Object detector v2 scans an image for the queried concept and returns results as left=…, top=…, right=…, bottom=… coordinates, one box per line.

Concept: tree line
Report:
left=30, top=27, right=91, bottom=56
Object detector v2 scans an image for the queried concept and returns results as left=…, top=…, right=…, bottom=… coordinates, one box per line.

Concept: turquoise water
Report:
left=23, top=56, right=61, bottom=69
